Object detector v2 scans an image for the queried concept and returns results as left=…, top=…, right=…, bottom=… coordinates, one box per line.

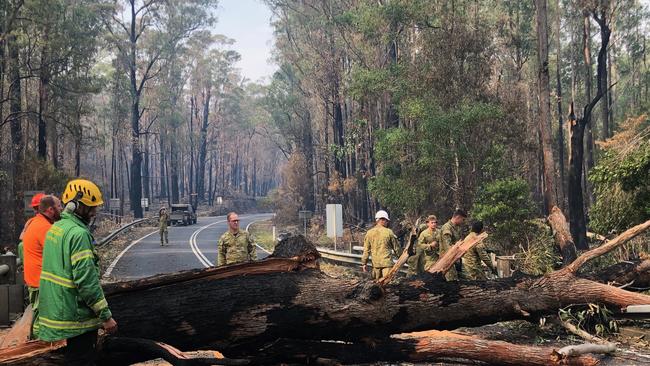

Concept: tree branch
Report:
left=563, top=220, right=650, bottom=274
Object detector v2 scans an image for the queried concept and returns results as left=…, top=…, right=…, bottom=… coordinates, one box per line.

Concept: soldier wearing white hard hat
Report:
left=361, top=210, right=401, bottom=280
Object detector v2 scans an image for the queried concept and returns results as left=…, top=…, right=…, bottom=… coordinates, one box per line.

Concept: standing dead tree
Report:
left=568, top=7, right=612, bottom=250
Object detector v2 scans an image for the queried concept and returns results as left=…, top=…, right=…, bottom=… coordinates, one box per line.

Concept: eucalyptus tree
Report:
left=102, top=0, right=218, bottom=217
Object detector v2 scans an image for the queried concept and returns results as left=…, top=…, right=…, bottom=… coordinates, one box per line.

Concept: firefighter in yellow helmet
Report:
left=38, top=179, right=117, bottom=365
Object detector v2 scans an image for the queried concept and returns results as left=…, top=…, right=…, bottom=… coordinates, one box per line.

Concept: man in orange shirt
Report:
left=18, top=193, right=45, bottom=265
left=23, top=194, right=62, bottom=338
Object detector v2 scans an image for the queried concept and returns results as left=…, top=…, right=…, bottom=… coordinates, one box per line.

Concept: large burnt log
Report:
left=104, top=266, right=650, bottom=353
left=2, top=222, right=650, bottom=365
left=100, top=227, right=650, bottom=353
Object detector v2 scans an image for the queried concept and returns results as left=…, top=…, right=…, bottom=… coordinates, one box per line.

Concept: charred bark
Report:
left=102, top=231, right=650, bottom=352
left=3, top=223, right=650, bottom=365
left=197, top=89, right=210, bottom=202
left=8, top=31, right=24, bottom=241
left=535, top=0, right=559, bottom=212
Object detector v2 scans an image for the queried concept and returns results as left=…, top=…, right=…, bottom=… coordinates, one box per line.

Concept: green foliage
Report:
left=589, top=117, right=650, bottom=234
left=472, top=178, right=536, bottom=239
left=472, top=178, right=557, bottom=273
left=559, top=304, right=619, bottom=337
left=513, top=220, right=559, bottom=275
left=370, top=102, right=502, bottom=217
left=349, top=66, right=393, bottom=100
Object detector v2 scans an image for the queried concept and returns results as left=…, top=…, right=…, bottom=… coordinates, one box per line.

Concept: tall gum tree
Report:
left=568, top=5, right=611, bottom=250
left=102, top=0, right=217, bottom=217
left=535, top=0, right=559, bottom=213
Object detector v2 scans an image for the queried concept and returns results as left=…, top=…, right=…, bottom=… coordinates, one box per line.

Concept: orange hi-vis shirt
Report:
left=23, top=213, right=54, bottom=287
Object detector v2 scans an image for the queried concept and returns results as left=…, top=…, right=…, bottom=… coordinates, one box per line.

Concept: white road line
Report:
left=189, top=214, right=272, bottom=267
left=246, top=217, right=273, bottom=255
left=189, top=220, right=226, bottom=267
left=105, top=215, right=274, bottom=276
left=103, top=229, right=158, bottom=278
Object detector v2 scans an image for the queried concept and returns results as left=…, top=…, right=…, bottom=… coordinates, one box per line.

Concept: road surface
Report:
left=106, top=213, right=274, bottom=280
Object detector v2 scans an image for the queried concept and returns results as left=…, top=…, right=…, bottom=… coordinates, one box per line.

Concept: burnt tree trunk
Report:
left=597, top=1, right=610, bottom=140
left=98, top=220, right=649, bottom=353
left=583, top=13, right=596, bottom=206
left=585, top=258, right=650, bottom=291
left=37, top=40, right=49, bottom=160
left=535, top=0, right=558, bottom=213
left=555, top=0, right=565, bottom=205
left=170, top=138, right=180, bottom=204
left=9, top=31, right=24, bottom=241
left=102, top=266, right=650, bottom=353
left=569, top=10, right=611, bottom=251
left=569, top=104, right=588, bottom=250
left=197, top=89, right=210, bottom=202
left=251, top=334, right=629, bottom=366
left=3, top=220, right=650, bottom=366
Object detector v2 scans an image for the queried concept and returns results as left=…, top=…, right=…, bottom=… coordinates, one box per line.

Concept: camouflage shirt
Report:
left=217, top=230, right=257, bottom=266
left=407, top=228, right=440, bottom=276
left=461, top=232, right=495, bottom=280
left=439, top=220, right=462, bottom=281
left=159, top=212, right=169, bottom=230
left=418, top=228, right=440, bottom=272
left=361, top=226, right=401, bottom=268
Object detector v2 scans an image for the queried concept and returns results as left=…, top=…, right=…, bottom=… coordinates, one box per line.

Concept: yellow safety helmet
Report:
left=62, top=179, right=104, bottom=207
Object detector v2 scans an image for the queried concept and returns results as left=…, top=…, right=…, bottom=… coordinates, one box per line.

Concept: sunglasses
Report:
left=230, top=219, right=240, bottom=223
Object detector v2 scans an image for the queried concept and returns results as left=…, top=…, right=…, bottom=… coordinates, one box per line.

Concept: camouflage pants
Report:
left=28, top=286, right=39, bottom=339
left=160, top=228, right=168, bottom=245
left=372, top=267, right=391, bottom=280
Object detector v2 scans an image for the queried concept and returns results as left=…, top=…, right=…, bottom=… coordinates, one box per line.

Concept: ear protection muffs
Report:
left=64, top=191, right=84, bottom=213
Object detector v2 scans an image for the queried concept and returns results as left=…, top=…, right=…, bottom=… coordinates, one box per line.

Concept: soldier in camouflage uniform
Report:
left=217, top=212, right=257, bottom=266
left=438, top=209, right=467, bottom=281
left=159, top=207, right=169, bottom=246
left=361, top=210, right=401, bottom=280
left=461, top=221, right=497, bottom=280
left=407, top=215, right=440, bottom=276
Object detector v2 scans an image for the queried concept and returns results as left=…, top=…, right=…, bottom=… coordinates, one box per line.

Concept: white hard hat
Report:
left=375, top=210, right=390, bottom=221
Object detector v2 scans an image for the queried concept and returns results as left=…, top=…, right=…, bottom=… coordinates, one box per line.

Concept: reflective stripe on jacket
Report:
left=38, top=212, right=111, bottom=341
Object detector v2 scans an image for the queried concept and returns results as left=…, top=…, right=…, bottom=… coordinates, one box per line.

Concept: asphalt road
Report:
left=105, top=213, right=274, bottom=280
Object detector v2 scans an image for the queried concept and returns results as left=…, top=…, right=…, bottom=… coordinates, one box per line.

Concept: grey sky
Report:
left=212, top=0, right=276, bottom=84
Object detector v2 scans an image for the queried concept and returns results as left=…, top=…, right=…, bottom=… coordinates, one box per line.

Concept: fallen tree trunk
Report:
left=2, top=220, right=649, bottom=365
left=102, top=267, right=649, bottom=352
left=250, top=332, right=644, bottom=366
left=101, top=255, right=650, bottom=353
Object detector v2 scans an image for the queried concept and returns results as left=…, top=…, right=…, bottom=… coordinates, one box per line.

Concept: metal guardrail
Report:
left=317, top=247, right=409, bottom=274
left=96, top=218, right=153, bottom=247
left=318, top=247, right=364, bottom=266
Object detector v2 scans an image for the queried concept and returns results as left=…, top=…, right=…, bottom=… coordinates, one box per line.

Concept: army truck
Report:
left=169, top=203, right=197, bottom=226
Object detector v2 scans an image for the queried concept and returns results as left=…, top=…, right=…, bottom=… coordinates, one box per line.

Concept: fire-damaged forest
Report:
left=1, top=0, right=650, bottom=365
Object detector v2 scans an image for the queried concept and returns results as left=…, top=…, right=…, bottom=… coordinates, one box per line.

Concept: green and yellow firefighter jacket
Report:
left=38, top=212, right=111, bottom=341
